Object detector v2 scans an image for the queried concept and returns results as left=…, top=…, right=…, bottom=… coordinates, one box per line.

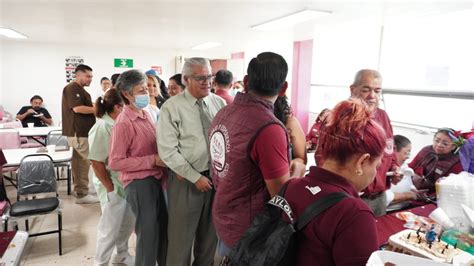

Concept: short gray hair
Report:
left=181, top=57, right=211, bottom=86
left=116, top=69, right=147, bottom=94
left=352, top=69, right=382, bottom=86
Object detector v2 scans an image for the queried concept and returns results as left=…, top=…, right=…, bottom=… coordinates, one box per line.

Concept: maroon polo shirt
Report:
left=285, top=166, right=378, bottom=266
left=215, top=89, right=234, bottom=105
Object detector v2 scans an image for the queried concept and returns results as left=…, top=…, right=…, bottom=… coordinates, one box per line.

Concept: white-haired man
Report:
left=157, top=57, right=226, bottom=265
left=349, top=69, right=400, bottom=216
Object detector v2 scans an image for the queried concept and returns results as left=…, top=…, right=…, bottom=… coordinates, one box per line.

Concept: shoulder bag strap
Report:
left=295, top=192, right=349, bottom=231
left=267, top=181, right=293, bottom=222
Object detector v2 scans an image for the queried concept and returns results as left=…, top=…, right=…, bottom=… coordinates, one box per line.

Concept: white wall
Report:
left=0, top=41, right=230, bottom=124
left=240, top=34, right=294, bottom=99
left=0, top=33, right=296, bottom=125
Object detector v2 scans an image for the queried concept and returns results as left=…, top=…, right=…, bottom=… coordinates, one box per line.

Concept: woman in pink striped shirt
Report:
left=109, top=69, right=168, bottom=266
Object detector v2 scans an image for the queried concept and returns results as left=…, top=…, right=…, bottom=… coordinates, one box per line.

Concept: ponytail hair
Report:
left=274, top=95, right=292, bottom=125
left=95, top=88, right=123, bottom=118
left=320, top=98, right=386, bottom=164
left=394, top=135, right=411, bottom=151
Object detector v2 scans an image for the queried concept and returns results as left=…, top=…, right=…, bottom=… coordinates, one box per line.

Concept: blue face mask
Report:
left=133, top=93, right=149, bottom=109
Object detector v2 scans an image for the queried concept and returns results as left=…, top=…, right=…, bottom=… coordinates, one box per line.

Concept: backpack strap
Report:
left=267, top=181, right=294, bottom=223
left=278, top=181, right=290, bottom=197
left=295, top=192, right=349, bottom=231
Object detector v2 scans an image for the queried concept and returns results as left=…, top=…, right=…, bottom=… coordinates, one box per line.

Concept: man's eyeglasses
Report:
left=190, top=75, right=214, bottom=83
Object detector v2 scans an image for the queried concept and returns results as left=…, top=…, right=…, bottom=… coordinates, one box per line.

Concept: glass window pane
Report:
left=381, top=9, right=474, bottom=92
left=311, top=18, right=381, bottom=85
left=382, top=94, right=473, bottom=130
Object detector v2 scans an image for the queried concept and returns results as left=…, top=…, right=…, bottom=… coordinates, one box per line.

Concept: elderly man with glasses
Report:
left=348, top=69, right=400, bottom=216
left=157, top=57, right=226, bottom=265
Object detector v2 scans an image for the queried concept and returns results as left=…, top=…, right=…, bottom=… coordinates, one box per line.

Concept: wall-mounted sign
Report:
left=65, top=56, right=84, bottom=83
left=114, top=58, right=134, bottom=68
left=151, top=66, right=162, bottom=75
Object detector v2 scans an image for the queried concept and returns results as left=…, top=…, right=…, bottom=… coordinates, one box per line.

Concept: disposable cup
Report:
left=429, top=207, right=454, bottom=229
left=27, top=123, right=34, bottom=128
left=47, top=144, right=55, bottom=153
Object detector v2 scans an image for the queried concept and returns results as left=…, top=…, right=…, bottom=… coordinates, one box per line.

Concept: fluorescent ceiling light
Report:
left=252, top=9, right=331, bottom=31
left=0, top=28, right=28, bottom=39
left=192, top=42, right=222, bottom=50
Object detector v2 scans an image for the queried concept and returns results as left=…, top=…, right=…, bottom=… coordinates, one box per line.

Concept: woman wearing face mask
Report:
left=88, top=89, right=135, bottom=266
left=108, top=70, right=168, bottom=266
left=408, top=128, right=463, bottom=193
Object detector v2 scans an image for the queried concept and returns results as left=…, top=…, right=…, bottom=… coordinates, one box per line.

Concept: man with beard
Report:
left=16, top=95, right=53, bottom=127
left=62, top=64, right=98, bottom=204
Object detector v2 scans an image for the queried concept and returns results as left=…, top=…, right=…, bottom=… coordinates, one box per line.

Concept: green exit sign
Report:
left=114, top=58, right=133, bottom=68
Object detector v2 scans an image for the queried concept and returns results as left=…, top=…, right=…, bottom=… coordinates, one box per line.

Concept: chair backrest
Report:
left=0, top=128, right=21, bottom=149
left=45, top=130, right=69, bottom=147
left=17, top=154, right=57, bottom=196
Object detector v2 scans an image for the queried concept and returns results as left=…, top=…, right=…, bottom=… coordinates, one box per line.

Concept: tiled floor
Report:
left=4, top=172, right=221, bottom=265
left=4, top=175, right=136, bottom=266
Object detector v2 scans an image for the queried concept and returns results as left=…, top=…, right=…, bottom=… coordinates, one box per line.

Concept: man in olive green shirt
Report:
left=157, top=57, right=226, bottom=265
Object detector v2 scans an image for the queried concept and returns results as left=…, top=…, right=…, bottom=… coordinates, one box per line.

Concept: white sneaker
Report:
left=75, top=194, right=99, bottom=204
left=111, top=254, right=135, bottom=265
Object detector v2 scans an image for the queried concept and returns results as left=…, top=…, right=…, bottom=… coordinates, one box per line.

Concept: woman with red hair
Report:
left=284, top=99, right=386, bottom=266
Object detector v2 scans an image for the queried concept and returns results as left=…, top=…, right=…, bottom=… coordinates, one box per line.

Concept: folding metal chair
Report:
left=2, top=154, right=63, bottom=255
left=45, top=130, right=72, bottom=195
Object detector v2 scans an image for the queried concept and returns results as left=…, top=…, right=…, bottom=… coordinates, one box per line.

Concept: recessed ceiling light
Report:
left=192, top=42, right=222, bottom=50
left=0, top=28, right=28, bottom=39
left=251, top=9, right=331, bottom=31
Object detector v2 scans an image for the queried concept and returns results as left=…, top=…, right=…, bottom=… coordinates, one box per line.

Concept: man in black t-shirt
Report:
left=16, top=95, right=53, bottom=127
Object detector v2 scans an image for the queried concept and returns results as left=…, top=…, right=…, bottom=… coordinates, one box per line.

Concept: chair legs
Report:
left=53, top=165, right=72, bottom=195
left=3, top=213, right=63, bottom=256
left=67, top=165, right=71, bottom=195
left=58, top=212, right=62, bottom=255
left=3, top=172, right=18, bottom=188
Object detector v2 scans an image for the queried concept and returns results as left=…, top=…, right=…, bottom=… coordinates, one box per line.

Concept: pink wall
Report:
left=231, top=52, right=245, bottom=59
left=210, top=59, right=227, bottom=75
left=291, top=39, right=313, bottom=133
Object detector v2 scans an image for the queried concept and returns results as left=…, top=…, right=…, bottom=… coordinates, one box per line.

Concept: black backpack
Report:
left=227, top=182, right=348, bottom=266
